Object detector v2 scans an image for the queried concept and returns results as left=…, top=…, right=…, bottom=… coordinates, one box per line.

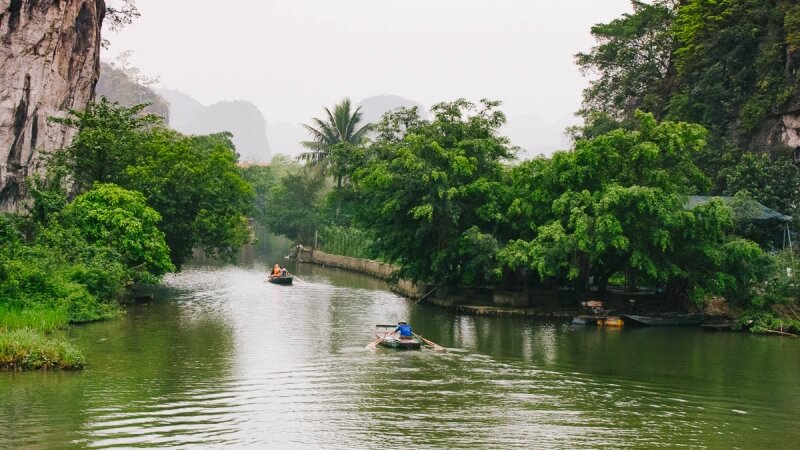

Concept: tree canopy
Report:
left=352, top=99, right=514, bottom=284
left=54, top=100, right=254, bottom=267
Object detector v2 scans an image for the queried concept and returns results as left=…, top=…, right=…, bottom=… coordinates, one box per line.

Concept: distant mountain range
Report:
left=265, top=95, right=428, bottom=158
left=98, top=67, right=572, bottom=161
left=157, top=89, right=271, bottom=162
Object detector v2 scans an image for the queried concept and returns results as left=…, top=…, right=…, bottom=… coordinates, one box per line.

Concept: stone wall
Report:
left=296, top=247, right=424, bottom=298
left=0, top=0, right=105, bottom=210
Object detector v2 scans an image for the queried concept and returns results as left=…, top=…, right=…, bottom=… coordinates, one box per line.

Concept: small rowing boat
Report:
left=377, top=336, right=422, bottom=350
left=267, top=276, right=293, bottom=285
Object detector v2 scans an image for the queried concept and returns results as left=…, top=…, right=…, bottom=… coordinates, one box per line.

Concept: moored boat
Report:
left=622, top=314, right=704, bottom=326
left=268, top=276, right=293, bottom=285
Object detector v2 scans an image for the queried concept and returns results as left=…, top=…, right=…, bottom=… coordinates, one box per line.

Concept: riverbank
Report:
left=0, top=328, right=85, bottom=370
left=296, top=247, right=425, bottom=298
left=297, top=247, right=589, bottom=316
left=295, top=248, right=759, bottom=329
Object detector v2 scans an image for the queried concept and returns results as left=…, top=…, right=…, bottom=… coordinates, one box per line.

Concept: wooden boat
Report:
left=572, top=315, right=604, bottom=325
left=377, top=336, right=422, bottom=350
left=600, top=316, right=624, bottom=327
left=267, top=276, right=293, bottom=285
left=622, top=314, right=704, bottom=326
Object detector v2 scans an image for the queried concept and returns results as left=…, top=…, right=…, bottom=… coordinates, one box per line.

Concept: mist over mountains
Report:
left=157, top=89, right=272, bottom=162
left=100, top=61, right=572, bottom=161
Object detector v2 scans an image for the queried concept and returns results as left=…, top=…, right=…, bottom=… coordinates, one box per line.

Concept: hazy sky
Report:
left=105, top=0, right=633, bottom=126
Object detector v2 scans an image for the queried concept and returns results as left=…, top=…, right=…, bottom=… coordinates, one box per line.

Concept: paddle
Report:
left=365, top=335, right=383, bottom=350
left=413, top=333, right=446, bottom=351
left=292, top=275, right=305, bottom=283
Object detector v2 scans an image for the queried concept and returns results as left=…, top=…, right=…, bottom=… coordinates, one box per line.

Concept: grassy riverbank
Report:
left=0, top=328, right=85, bottom=370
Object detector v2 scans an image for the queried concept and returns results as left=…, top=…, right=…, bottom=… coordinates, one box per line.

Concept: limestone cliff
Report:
left=158, top=89, right=272, bottom=162
left=96, top=62, right=169, bottom=121
left=0, top=0, right=105, bottom=210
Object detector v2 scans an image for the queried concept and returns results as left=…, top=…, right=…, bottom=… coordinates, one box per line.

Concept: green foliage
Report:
left=0, top=304, right=69, bottom=334
left=318, top=225, right=374, bottom=259
left=301, top=98, right=373, bottom=188
left=669, top=0, right=797, bottom=136
left=55, top=101, right=254, bottom=267
left=352, top=99, right=514, bottom=284
left=240, top=156, right=302, bottom=225
left=263, top=169, right=325, bottom=245
left=0, top=328, right=85, bottom=370
left=575, top=0, right=676, bottom=121
left=63, top=184, right=174, bottom=283
left=499, top=113, right=721, bottom=296
left=50, top=98, right=161, bottom=191
left=722, top=152, right=800, bottom=216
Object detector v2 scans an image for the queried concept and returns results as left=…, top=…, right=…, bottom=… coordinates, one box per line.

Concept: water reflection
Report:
left=1, top=235, right=799, bottom=448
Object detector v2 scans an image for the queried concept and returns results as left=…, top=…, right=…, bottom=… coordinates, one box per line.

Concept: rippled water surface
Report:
left=2, top=239, right=799, bottom=448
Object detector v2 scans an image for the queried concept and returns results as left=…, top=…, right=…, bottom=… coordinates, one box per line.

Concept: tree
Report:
left=498, top=112, right=715, bottom=297
left=263, top=169, right=325, bottom=245
left=301, top=98, right=372, bottom=188
left=54, top=101, right=254, bottom=267
left=49, top=98, right=161, bottom=192
left=575, top=1, right=677, bottom=125
left=668, top=0, right=797, bottom=137
left=62, top=184, right=174, bottom=283
left=722, top=152, right=800, bottom=217
left=352, top=99, right=514, bottom=284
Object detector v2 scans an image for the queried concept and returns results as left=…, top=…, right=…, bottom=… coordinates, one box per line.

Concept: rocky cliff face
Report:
left=0, top=0, right=105, bottom=210
left=95, top=62, right=169, bottom=121
left=751, top=97, right=800, bottom=154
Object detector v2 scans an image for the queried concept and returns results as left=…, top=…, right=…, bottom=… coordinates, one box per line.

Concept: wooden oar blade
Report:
left=365, top=336, right=382, bottom=350
left=413, top=333, right=446, bottom=351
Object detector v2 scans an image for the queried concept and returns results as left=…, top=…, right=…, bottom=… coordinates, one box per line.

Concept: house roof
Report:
left=686, top=196, right=792, bottom=223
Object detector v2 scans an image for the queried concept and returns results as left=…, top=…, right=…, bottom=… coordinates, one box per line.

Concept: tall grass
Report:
left=0, top=328, right=85, bottom=370
left=318, top=225, right=375, bottom=259
left=0, top=305, right=70, bottom=333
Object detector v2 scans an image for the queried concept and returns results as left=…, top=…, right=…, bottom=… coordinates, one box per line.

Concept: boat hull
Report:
left=378, top=337, right=422, bottom=350
left=268, top=276, right=293, bottom=285
left=622, top=314, right=704, bottom=326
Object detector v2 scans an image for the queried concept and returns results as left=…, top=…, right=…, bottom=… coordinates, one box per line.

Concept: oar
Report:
left=365, top=336, right=382, bottom=350
left=413, top=333, right=446, bottom=351
left=366, top=332, right=388, bottom=350
left=291, top=274, right=306, bottom=283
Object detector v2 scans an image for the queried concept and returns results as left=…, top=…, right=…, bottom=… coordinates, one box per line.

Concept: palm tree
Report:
left=300, top=98, right=372, bottom=187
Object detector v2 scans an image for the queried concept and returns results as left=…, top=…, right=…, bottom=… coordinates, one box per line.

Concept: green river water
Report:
left=1, top=237, right=799, bottom=449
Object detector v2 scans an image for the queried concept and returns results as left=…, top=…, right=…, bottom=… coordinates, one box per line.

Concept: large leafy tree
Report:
left=353, top=99, right=514, bottom=284
left=50, top=98, right=161, bottom=191
left=301, top=98, right=372, bottom=188
left=498, top=112, right=741, bottom=301
left=62, top=183, right=174, bottom=283
left=55, top=101, right=254, bottom=267
left=575, top=0, right=677, bottom=134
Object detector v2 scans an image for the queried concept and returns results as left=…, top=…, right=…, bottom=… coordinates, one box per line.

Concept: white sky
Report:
left=105, top=0, right=634, bottom=126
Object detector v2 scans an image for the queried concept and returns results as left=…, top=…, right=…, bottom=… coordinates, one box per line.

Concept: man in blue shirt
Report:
left=395, top=321, right=413, bottom=339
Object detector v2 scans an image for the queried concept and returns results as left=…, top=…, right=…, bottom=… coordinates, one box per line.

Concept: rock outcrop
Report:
left=95, top=62, right=169, bottom=121
left=751, top=97, right=800, bottom=154
left=0, top=0, right=105, bottom=210
left=158, top=89, right=272, bottom=162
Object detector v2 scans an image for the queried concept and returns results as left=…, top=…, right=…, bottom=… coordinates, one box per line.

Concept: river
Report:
left=1, top=236, right=799, bottom=449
